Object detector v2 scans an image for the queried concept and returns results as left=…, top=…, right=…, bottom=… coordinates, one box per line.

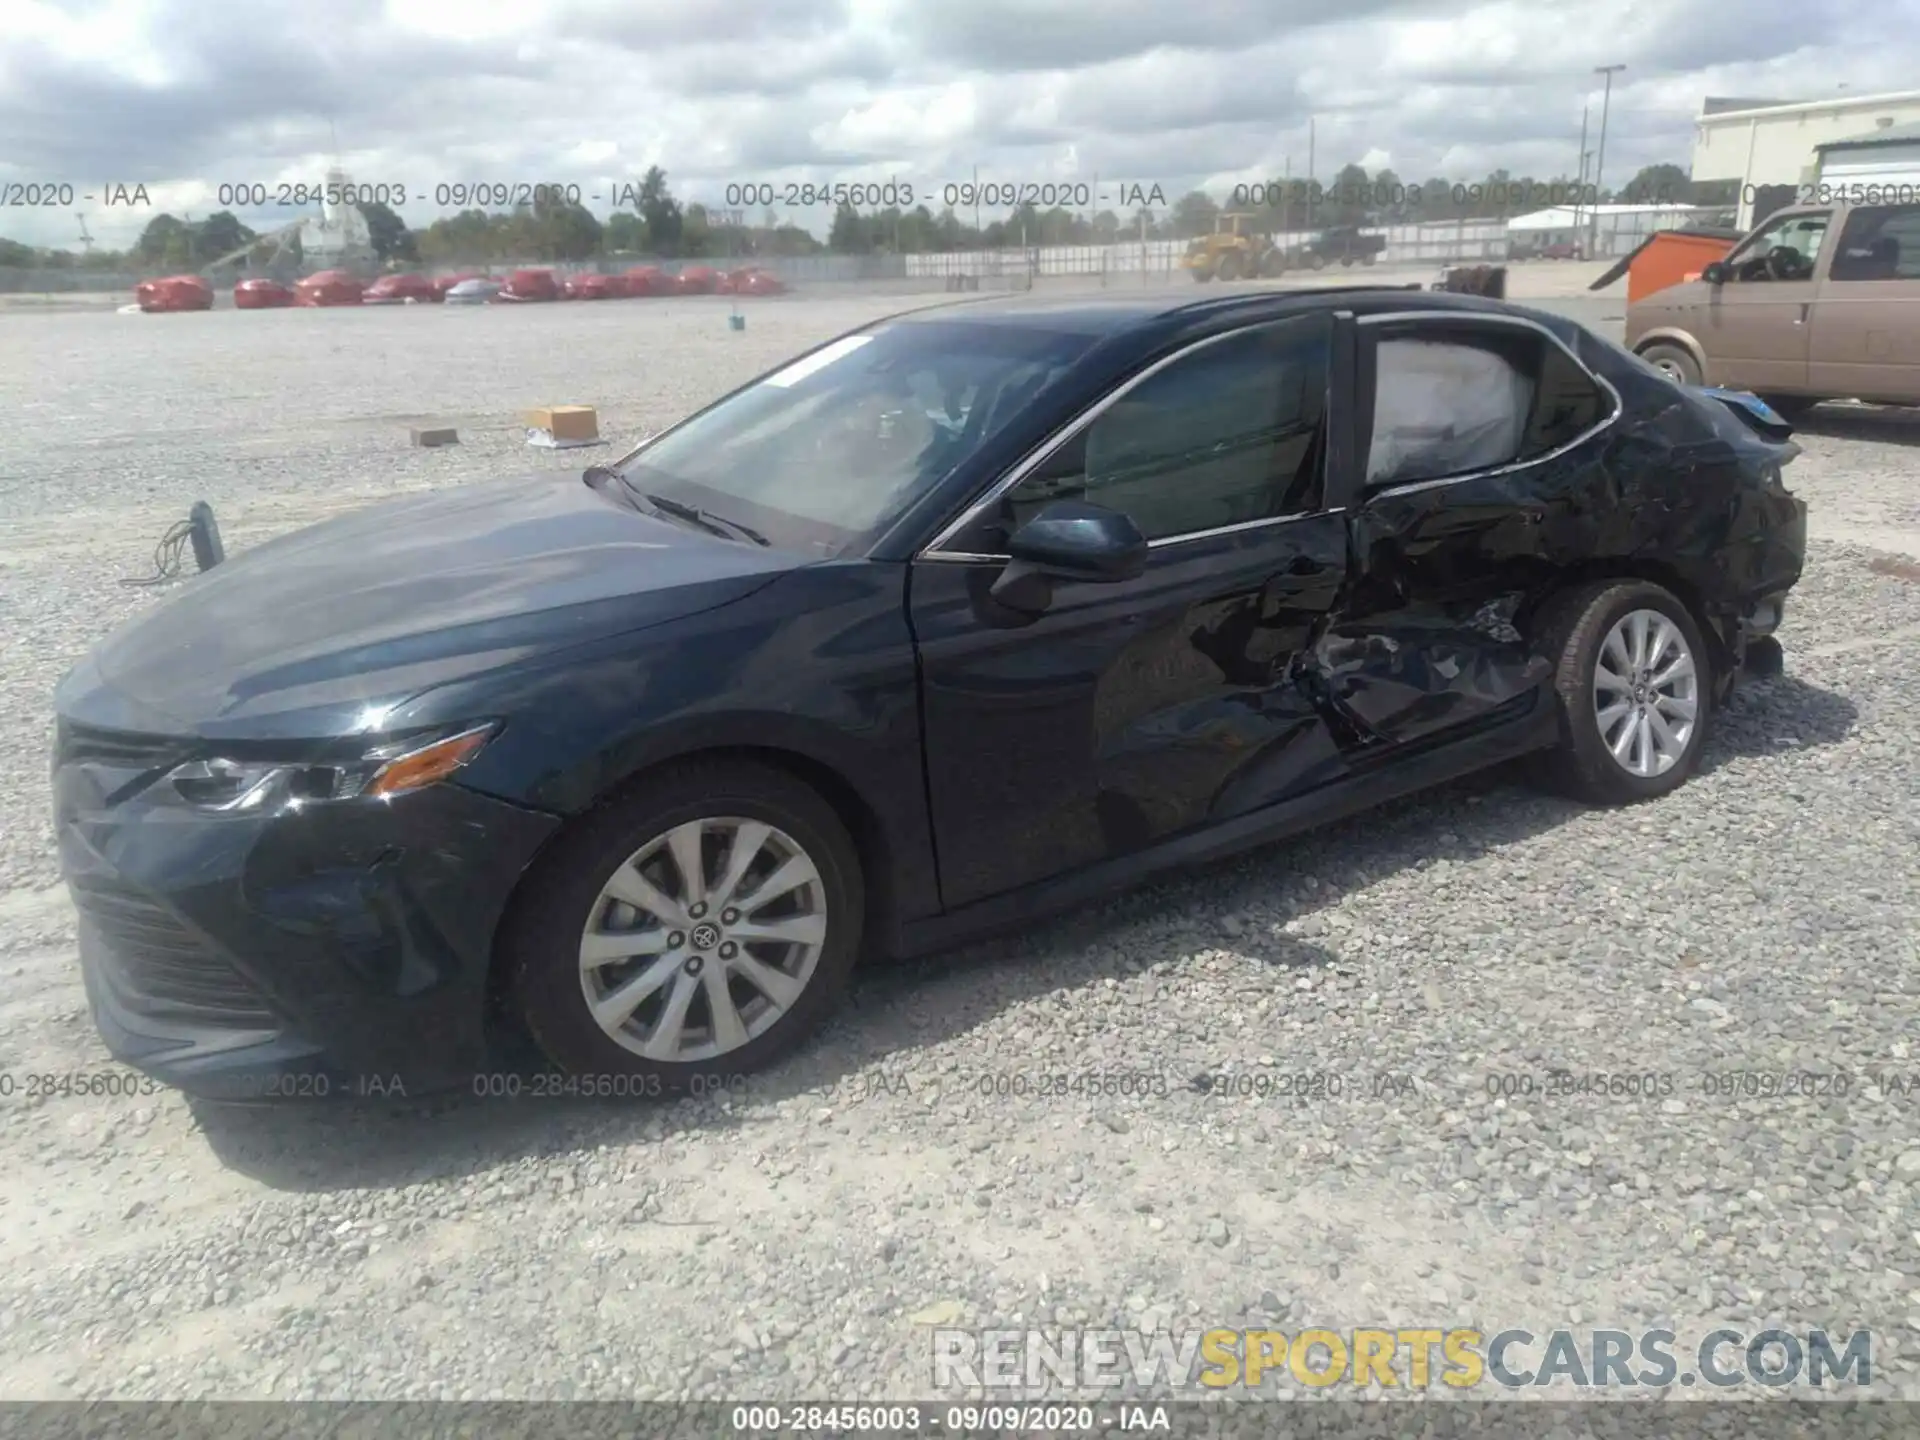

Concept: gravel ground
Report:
left=0, top=281, right=1916, bottom=1405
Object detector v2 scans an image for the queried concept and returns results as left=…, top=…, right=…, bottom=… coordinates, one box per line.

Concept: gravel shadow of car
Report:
left=187, top=669, right=1856, bottom=1193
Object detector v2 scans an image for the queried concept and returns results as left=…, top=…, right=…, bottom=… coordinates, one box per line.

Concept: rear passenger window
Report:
left=1365, top=326, right=1611, bottom=488
left=1829, top=204, right=1920, bottom=281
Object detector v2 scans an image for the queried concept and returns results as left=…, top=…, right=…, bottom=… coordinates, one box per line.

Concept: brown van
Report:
left=1626, top=200, right=1920, bottom=418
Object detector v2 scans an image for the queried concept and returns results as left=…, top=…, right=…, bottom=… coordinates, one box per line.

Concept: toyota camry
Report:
left=52, top=287, right=1808, bottom=1098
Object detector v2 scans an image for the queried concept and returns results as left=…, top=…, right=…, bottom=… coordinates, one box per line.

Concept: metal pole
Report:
left=1570, top=101, right=1590, bottom=248
left=1590, top=64, right=1625, bottom=255
left=1282, top=153, right=1291, bottom=249
left=1306, top=118, right=1316, bottom=234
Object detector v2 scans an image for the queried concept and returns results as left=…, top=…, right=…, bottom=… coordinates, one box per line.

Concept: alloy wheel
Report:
left=1593, top=608, right=1699, bottom=778
left=578, top=817, right=828, bottom=1062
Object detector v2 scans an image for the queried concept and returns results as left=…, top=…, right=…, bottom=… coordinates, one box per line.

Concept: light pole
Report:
left=1590, top=64, right=1625, bottom=255
left=1570, top=101, right=1590, bottom=249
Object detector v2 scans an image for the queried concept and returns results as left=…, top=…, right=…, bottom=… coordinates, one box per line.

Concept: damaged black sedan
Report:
left=53, top=287, right=1807, bottom=1098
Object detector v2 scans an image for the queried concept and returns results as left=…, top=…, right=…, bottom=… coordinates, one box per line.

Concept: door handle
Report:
left=1794, top=303, right=1810, bottom=326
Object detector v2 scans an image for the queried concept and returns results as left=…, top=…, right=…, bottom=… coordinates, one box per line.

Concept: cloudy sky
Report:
left=1, top=0, right=1915, bottom=249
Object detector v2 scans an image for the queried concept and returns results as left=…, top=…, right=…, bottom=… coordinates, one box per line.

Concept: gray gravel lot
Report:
left=0, top=277, right=1916, bottom=1405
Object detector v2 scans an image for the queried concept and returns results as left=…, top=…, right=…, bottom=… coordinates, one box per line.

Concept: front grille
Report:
left=55, top=719, right=188, bottom=772
left=72, top=877, right=277, bottom=1029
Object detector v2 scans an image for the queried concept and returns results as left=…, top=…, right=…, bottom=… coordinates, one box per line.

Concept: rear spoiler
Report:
left=1700, top=386, right=1802, bottom=460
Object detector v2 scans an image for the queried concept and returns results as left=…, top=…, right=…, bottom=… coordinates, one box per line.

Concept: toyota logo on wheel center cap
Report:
left=690, top=922, right=722, bottom=950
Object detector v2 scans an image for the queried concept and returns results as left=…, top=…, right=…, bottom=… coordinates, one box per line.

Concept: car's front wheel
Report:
left=1528, top=580, right=1714, bottom=805
left=506, top=758, right=864, bottom=1086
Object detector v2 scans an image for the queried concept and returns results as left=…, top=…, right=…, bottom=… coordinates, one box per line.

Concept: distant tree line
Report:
left=0, top=161, right=1734, bottom=272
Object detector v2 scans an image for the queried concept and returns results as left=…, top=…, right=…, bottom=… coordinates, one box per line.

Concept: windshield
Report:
left=614, top=319, right=1094, bottom=555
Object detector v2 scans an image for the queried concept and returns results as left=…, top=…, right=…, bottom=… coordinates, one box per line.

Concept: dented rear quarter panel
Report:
left=1318, top=312, right=1807, bottom=745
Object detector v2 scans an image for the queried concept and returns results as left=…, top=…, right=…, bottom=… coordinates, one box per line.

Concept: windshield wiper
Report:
left=641, top=492, right=770, bottom=547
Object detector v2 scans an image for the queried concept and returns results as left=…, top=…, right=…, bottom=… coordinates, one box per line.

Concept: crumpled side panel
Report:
left=1318, top=343, right=1803, bottom=747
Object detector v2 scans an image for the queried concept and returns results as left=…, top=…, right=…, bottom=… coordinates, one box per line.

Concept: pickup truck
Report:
left=1626, top=199, right=1920, bottom=417
left=1304, top=225, right=1386, bottom=268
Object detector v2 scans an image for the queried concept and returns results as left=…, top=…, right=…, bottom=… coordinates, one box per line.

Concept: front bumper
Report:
left=53, top=713, right=561, bottom=1101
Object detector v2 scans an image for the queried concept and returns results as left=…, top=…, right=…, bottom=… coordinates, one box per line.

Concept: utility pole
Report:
left=1570, top=101, right=1590, bottom=246
left=1590, top=64, right=1625, bottom=255
left=1306, top=118, right=1316, bottom=234
left=75, top=213, right=94, bottom=255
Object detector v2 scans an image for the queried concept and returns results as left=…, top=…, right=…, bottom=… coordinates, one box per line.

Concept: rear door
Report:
left=1698, top=208, right=1834, bottom=392
left=907, top=312, right=1354, bottom=909
left=1325, top=310, right=1623, bottom=745
left=1808, top=202, right=1920, bottom=402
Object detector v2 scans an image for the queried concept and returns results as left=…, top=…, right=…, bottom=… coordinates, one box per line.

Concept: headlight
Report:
left=158, top=724, right=496, bottom=812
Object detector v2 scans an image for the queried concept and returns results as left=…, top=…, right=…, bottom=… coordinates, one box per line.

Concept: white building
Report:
left=1507, top=203, right=1707, bottom=257
left=1692, top=91, right=1920, bottom=229
left=300, top=168, right=374, bottom=269
left=1814, top=120, right=1920, bottom=196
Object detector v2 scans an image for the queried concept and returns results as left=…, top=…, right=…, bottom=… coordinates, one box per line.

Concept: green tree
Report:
left=827, top=201, right=868, bottom=253
left=133, top=214, right=191, bottom=265
left=1170, top=190, right=1220, bottom=238
left=1621, top=163, right=1693, bottom=205
left=633, top=166, right=683, bottom=254
left=604, top=212, right=644, bottom=251
left=361, top=200, right=418, bottom=262
left=191, top=210, right=256, bottom=264
left=1325, top=163, right=1372, bottom=225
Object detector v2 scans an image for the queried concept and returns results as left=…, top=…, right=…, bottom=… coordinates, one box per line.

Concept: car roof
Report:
left=884, top=284, right=1553, bottom=338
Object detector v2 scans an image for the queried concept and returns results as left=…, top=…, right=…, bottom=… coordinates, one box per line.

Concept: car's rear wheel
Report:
left=1639, top=342, right=1702, bottom=387
left=1527, top=580, right=1713, bottom=805
left=506, top=759, right=864, bottom=1086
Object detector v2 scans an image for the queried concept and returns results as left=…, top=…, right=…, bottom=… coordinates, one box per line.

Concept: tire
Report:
left=1216, top=251, right=1242, bottom=282
left=1526, top=580, right=1714, bottom=806
left=1307, top=253, right=1327, bottom=271
left=1757, top=394, right=1819, bottom=421
left=1639, top=342, right=1702, bottom=387
left=1191, top=266, right=1214, bottom=283
left=1361, top=253, right=1376, bottom=266
left=506, top=757, right=865, bottom=1087
left=1340, top=256, right=1355, bottom=268
left=1258, top=250, right=1286, bottom=278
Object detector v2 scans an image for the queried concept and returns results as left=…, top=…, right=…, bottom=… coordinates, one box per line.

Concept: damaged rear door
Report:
left=1319, top=309, right=1625, bottom=747
left=908, top=311, right=1356, bottom=909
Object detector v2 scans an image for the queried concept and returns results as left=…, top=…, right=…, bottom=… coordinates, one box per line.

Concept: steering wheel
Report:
left=1765, top=245, right=1804, bottom=282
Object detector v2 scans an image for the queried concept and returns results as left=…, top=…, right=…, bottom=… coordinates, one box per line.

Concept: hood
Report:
left=67, top=473, right=798, bottom=739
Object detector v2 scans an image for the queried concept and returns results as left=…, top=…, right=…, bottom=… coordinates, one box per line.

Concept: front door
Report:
left=907, top=313, right=1352, bottom=909
left=1700, top=208, right=1833, bottom=392
left=1809, top=203, right=1920, bottom=402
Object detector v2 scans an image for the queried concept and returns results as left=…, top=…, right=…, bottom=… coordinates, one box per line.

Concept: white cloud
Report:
left=0, top=0, right=1912, bottom=248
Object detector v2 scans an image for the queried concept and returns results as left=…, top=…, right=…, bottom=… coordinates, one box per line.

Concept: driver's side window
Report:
left=988, top=313, right=1332, bottom=546
left=1727, top=211, right=1831, bottom=281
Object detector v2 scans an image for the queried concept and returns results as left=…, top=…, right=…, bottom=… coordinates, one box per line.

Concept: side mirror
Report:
left=987, top=500, right=1148, bottom=614
left=1007, top=500, right=1148, bottom=581
left=1701, top=261, right=1730, bottom=285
